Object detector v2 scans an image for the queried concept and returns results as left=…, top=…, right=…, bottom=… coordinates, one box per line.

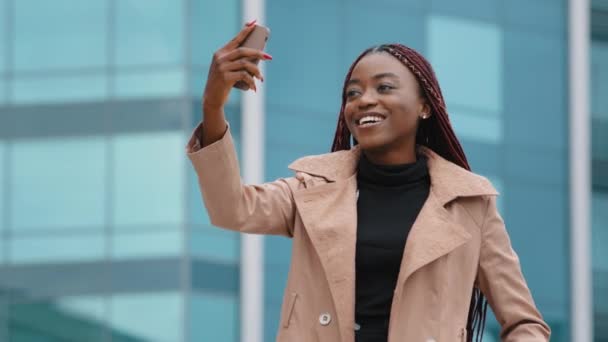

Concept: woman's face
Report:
left=343, top=52, right=429, bottom=160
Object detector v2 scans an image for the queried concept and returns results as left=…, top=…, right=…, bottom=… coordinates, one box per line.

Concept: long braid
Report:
left=331, top=44, right=488, bottom=342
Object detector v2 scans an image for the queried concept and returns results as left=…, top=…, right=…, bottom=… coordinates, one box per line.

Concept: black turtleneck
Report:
left=355, top=152, right=430, bottom=340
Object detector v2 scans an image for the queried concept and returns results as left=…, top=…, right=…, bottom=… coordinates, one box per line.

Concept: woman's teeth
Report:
left=358, top=115, right=385, bottom=126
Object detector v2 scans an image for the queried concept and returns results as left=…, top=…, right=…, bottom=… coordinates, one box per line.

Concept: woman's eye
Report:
left=346, top=89, right=360, bottom=98
left=378, top=84, right=394, bottom=92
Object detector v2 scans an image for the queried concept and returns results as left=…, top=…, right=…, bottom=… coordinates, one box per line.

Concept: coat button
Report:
left=354, top=322, right=361, bottom=331
left=319, top=313, right=332, bottom=326
left=426, top=338, right=437, bottom=342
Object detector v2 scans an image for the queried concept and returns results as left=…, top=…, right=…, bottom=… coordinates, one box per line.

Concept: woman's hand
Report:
left=200, top=21, right=272, bottom=147
left=202, top=21, right=271, bottom=111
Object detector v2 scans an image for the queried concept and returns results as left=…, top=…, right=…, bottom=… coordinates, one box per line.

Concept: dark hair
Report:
left=331, top=43, right=488, bottom=342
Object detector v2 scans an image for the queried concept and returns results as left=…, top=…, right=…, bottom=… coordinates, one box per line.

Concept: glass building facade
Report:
left=592, top=0, right=608, bottom=341
left=0, top=0, right=603, bottom=341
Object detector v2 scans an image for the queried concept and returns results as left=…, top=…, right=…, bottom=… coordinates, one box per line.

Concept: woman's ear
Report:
left=420, top=102, right=431, bottom=119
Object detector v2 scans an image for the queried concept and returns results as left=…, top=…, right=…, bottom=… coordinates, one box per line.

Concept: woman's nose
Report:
left=358, top=90, right=377, bottom=108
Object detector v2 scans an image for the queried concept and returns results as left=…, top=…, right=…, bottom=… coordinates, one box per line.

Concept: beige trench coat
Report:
left=186, top=124, right=551, bottom=342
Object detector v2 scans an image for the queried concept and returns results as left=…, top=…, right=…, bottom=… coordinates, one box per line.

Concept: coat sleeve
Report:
left=186, top=122, right=298, bottom=237
left=477, top=196, right=551, bottom=341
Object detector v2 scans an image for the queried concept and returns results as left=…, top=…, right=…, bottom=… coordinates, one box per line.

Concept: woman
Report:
left=187, top=21, right=551, bottom=342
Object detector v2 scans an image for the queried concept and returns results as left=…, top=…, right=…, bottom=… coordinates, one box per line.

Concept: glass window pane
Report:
left=12, top=75, right=108, bottom=105
left=9, top=297, right=105, bottom=342
left=114, top=69, right=185, bottom=99
left=592, top=192, right=608, bottom=272
left=115, top=0, right=183, bottom=67
left=190, top=0, right=239, bottom=68
left=109, top=292, right=181, bottom=342
left=591, top=40, right=608, bottom=119
left=0, top=141, right=4, bottom=231
left=191, top=292, right=238, bottom=342
left=430, top=0, right=500, bottom=21
left=266, top=1, right=343, bottom=113
left=343, top=6, right=425, bottom=66
left=9, top=234, right=105, bottom=264
left=190, top=228, right=239, bottom=263
left=14, top=0, right=107, bottom=71
left=0, top=0, right=5, bottom=74
left=112, top=132, right=184, bottom=227
left=504, top=29, right=567, bottom=150
left=0, top=79, right=6, bottom=104
left=111, top=230, right=181, bottom=259
left=445, top=108, right=502, bottom=144
left=428, top=15, right=503, bottom=114
left=11, top=137, right=106, bottom=230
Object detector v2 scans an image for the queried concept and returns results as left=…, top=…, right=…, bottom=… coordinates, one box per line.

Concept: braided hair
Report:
left=331, top=43, right=488, bottom=342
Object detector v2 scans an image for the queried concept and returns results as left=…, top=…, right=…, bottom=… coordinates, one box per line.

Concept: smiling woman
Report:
left=187, top=25, right=551, bottom=342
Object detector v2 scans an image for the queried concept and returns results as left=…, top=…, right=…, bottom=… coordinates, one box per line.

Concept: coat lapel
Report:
left=396, top=189, right=472, bottom=287
left=292, top=176, right=358, bottom=336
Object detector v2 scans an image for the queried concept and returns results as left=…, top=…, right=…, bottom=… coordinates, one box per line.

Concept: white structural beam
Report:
left=569, top=0, right=592, bottom=341
left=240, top=0, right=265, bottom=341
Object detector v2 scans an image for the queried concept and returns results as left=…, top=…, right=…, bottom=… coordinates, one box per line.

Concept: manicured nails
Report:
left=246, top=19, right=257, bottom=27
left=263, top=53, right=273, bottom=60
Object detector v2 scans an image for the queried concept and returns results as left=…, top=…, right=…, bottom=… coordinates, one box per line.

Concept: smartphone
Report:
left=234, top=25, right=270, bottom=90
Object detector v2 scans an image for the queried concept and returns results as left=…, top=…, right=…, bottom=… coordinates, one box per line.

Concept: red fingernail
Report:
left=263, top=53, right=273, bottom=60
left=246, top=19, right=257, bottom=27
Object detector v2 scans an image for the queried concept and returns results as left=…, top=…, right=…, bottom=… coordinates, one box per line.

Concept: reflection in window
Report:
left=12, top=75, right=108, bottom=105
left=190, top=0, right=240, bottom=68
left=9, top=234, right=105, bottom=264
left=109, top=292, right=181, bottom=342
left=428, top=15, right=503, bottom=114
left=14, top=0, right=107, bottom=71
left=114, top=69, right=185, bottom=99
left=9, top=297, right=105, bottom=342
left=0, top=80, right=5, bottom=104
left=0, top=0, right=5, bottom=74
left=449, top=108, right=502, bottom=144
left=190, top=228, right=240, bottom=263
left=112, top=131, right=184, bottom=228
left=11, top=137, right=106, bottom=230
left=111, top=230, right=181, bottom=259
left=115, top=0, right=184, bottom=67
left=0, top=141, right=4, bottom=231
left=191, top=292, right=238, bottom=342
left=591, top=11, right=608, bottom=339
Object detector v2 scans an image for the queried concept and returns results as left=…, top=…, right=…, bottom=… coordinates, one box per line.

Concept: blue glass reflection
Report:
left=112, top=132, right=184, bottom=227
left=11, top=137, right=106, bottom=230
left=114, top=69, right=185, bottom=99
left=14, top=0, right=107, bottom=71
left=10, top=234, right=105, bottom=264
left=109, top=292, right=181, bottom=342
left=12, top=75, right=108, bottom=104
left=428, top=15, right=503, bottom=114
left=190, top=0, right=239, bottom=68
left=112, top=231, right=181, bottom=259
left=115, top=0, right=183, bottom=67
left=191, top=293, right=238, bottom=342
left=9, top=297, right=105, bottom=342
left=190, top=228, right=239, bottom=263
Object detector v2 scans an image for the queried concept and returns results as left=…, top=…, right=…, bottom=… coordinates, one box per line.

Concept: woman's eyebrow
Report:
left=347, top=72, right=399, bottom=86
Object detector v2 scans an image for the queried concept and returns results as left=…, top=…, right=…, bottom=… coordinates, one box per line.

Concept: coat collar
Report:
left=289, top=145, right=499, bottom=203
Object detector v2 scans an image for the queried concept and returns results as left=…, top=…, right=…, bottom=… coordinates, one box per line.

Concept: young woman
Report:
left=187, top=22, right=551, bottom=342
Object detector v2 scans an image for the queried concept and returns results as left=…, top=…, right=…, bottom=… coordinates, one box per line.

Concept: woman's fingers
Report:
left=220, top=20, right=257, bottom=52
left=221, top=59, right=264, bottom=82
left=226, top=71, right=257, bottom=92
left=218, top=46, right=272, bottom=64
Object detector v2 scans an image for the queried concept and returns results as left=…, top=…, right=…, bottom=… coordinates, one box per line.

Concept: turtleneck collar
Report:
left=357, top=152, right=429, bottom=188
